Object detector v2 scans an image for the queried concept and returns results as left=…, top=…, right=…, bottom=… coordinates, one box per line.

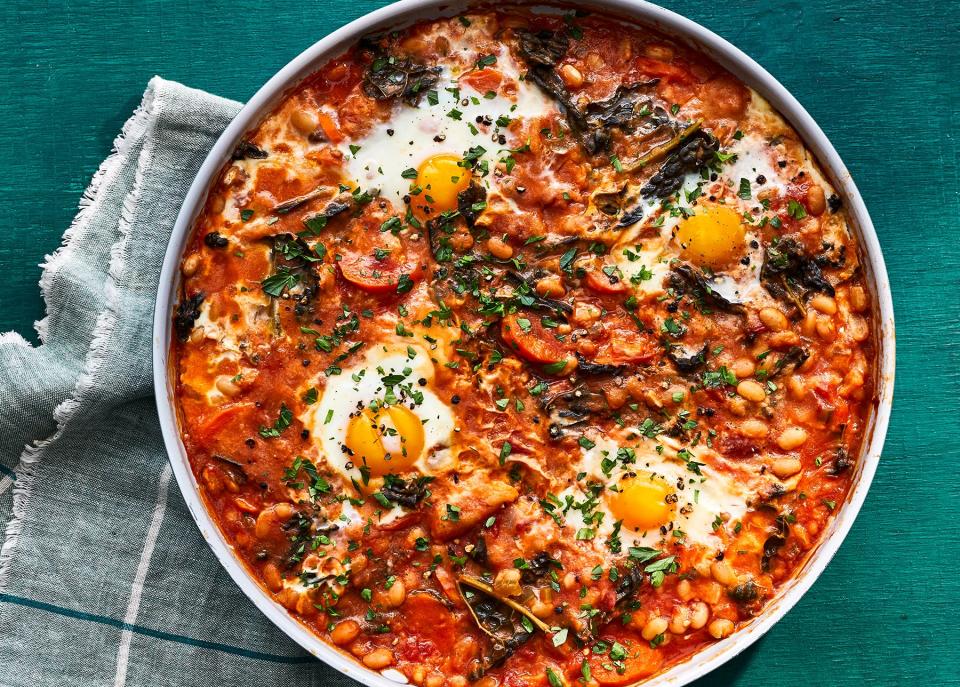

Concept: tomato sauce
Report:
left=173, top=7, right=876, bottom=686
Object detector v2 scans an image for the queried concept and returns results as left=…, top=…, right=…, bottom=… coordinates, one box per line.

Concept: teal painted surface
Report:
left=0, top=0, right=956, bottom=683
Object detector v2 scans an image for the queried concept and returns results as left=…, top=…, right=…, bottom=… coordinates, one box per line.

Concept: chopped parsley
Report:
left=259, top=404, right=292, bottom=438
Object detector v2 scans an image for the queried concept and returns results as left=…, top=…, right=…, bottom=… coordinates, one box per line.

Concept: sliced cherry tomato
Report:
left=460, top=67, right=503, bottom=94
left=338, top=253, right=419, bottom=294
left=392, top=592, right=463, bottom=660
left=633, top=57, right=694, bottom=83
left=591, top=314, right=657, bottom=365
left=699, top=74, right=749, bottom=119
left=584, top=268, right=629, bottom=294
left=588, top=634, right=663, bottom=686
left=501, top=313, right=570, bottom=366
left=338, top=224, right=423, bottom=294
left=196, top=402, right=255, bottom=440
left=594, top=337, right=657, bottom=366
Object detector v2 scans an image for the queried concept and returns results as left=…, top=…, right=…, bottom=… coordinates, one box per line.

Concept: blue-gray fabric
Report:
left=0, top=78, right=353, bottom=686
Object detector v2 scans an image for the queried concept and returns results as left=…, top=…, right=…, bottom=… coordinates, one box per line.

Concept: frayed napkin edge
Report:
left=0, top=77, right=166, bottom=590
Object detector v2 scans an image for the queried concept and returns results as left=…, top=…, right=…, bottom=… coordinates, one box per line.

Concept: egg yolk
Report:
left=608, top=475, right=676, bottom=531
left=344, top=405, right=424, bottom=477
left=413, top=153, right=471, bottom=218
left=673, top=204, right=746, bottom=268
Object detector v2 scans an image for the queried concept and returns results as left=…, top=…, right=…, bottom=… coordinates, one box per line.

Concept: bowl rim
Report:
left=152, top=1, right=895, bottom=685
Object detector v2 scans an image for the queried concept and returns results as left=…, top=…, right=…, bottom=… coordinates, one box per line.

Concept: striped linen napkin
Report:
left=0, top=77, right=354, bottom=687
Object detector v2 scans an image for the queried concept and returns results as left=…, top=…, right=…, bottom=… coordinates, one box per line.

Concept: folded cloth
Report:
left=0, top=77, right=355, bottom=687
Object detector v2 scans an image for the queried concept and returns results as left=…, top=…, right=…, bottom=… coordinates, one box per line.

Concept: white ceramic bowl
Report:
left=153, top=2, right=895, bottom=684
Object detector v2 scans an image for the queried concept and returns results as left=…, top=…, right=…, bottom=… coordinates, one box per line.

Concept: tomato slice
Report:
left=584, top=268, right=629, bottom=294
left=594, top=338, right=656, bottom=366
left=501, top=313, right=570, bottom=366
left=338, top=224, right=423, bottom=294
left=633, top=57, right=694, bottom=83
left=460, top=67, right=503, bottom=94
left=392, top=592, right=463, bottom=660
left=196, top=402, right=255, bottom=440
left=338, top=253, right=421, bottom=294
left=591, top=314, right=657, bottom=366
left=588, top=635, right=663, bottom=686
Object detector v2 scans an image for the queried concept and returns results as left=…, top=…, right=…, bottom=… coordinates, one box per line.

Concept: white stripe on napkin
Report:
left=113, top=462, right=172, bottom=687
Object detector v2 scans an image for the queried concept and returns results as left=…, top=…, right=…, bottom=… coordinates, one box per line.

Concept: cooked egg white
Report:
left=613, top=219, right=766, bottom=303
left=338, top=51, right=556, bottom=212
left=612, top=128, right=800, bottom=301
left=559, top=434, right=752, bottom=554
left=302, top=345, right=456, bottom=486
left=725, top=131, right=790, bottom=201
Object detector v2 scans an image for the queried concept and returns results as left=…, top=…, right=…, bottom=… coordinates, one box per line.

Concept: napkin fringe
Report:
left=0, top=332, right=29, bottom=347
left=0, top=82, right=160, bottom=589
left=34, top=85, right=157, bottom=347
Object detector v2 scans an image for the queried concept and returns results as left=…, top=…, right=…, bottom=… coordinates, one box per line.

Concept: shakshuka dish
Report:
left=173, top=6, right=876, bottom=686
